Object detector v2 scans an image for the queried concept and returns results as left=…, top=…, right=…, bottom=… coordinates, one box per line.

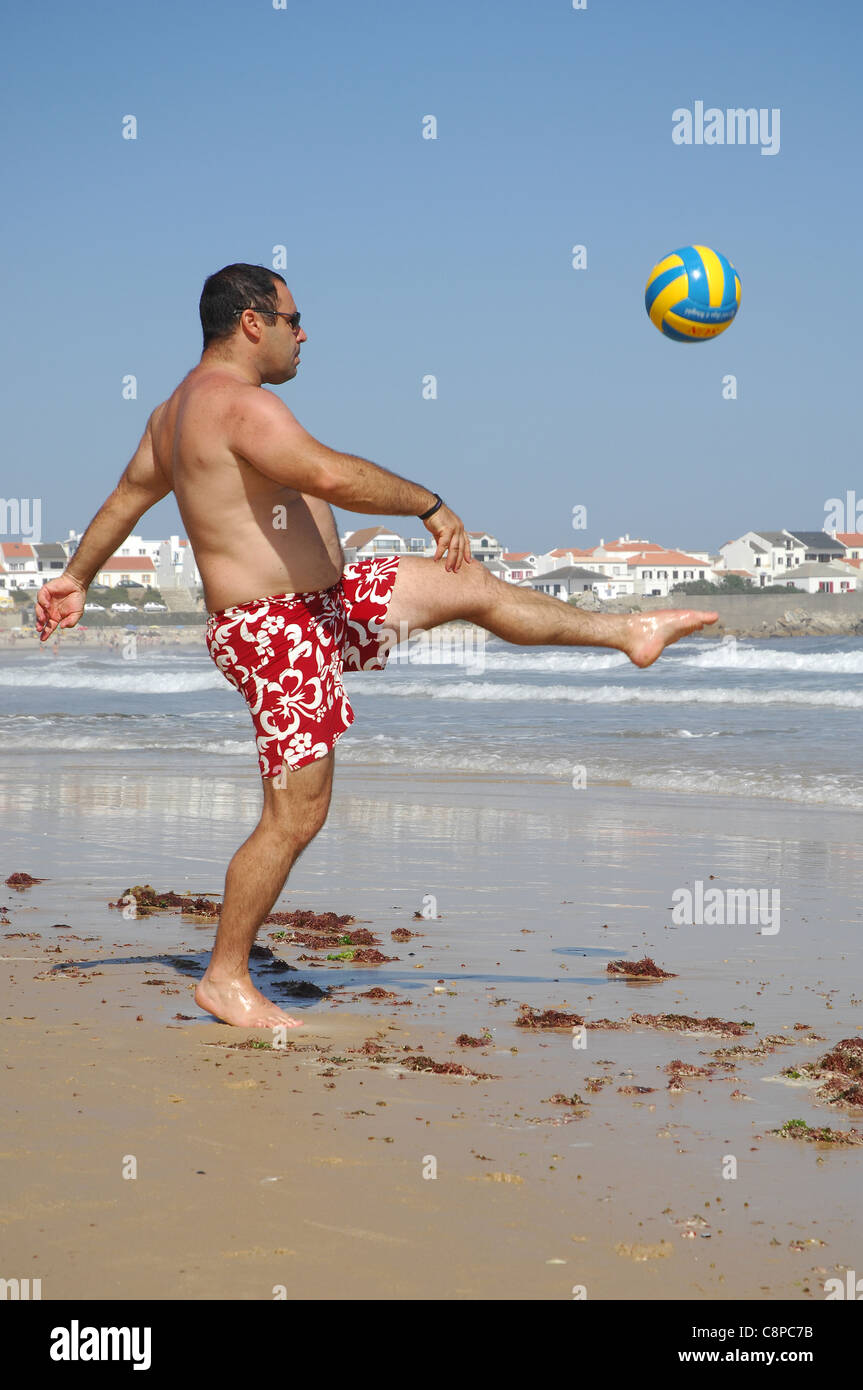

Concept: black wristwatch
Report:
left=418, top=493, right=443, bottom=521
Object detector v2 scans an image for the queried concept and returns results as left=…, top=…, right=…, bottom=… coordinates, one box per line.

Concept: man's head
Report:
left=198, top=263, right=307, bottom=384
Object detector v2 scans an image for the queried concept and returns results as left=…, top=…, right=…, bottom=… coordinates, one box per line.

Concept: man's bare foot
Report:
left=195, top=972, right=304, bottom=1029
left=623, top=609, right=719, bottom=669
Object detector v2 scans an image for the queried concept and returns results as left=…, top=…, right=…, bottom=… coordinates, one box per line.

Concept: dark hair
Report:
left=199, top=263, right=287, bottom=349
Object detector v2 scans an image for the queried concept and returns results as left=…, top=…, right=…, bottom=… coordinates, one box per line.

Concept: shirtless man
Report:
left=35, top=262, right=718, bottom=1029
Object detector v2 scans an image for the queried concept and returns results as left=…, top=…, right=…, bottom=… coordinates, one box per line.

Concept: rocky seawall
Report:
left=572, top=591, right=863, bottom=639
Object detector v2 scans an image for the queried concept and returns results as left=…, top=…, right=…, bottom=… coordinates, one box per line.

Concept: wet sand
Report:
left=2, top=767, right=862, bottom=1299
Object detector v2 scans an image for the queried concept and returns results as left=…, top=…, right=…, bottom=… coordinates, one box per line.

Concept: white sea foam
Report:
left=674, top=646, right=863, bottom=674
left=409, top=643, right=863, bottom=675
left=0, top=732, right=252, bottom=755
left=334, top=741, right=863, bottom=808
left=0, top=668, right=223, bottom=693
left=348, top=678, right=863, bottom=709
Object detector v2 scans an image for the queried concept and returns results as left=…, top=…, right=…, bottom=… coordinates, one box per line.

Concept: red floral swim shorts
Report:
left=205, top=555, right=401, bottom=779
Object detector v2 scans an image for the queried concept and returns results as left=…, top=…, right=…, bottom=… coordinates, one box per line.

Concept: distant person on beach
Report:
left=35, top=263, right=718, bottom=1028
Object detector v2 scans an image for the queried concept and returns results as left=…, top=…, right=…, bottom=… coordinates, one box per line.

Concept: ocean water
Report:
left=1, top=633, right=862, bottom=811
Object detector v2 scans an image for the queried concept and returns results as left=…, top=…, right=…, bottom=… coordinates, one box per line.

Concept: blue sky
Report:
left=2, top=0, right=859, bottom=556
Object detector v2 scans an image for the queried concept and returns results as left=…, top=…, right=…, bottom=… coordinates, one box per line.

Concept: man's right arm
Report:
left=228, top=391, right=472, bottom=570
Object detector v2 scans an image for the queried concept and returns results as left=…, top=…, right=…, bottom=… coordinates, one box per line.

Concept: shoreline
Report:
left=3, top=764, right=863, bottom=1299
left=4, top=588, right=863, bottom=647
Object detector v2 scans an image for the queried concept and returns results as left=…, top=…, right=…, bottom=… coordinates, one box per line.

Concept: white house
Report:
left=341, top=526, right=430, bottom=560
left=0, top=542, right=40, bottom=590
left=466, top=531, right=504, bottom=564
left=526, top=564, right=610, bottom=599
left=718, top=530, right=806, bottom=583
left=582, top=546, right=642, bottom=596
left=532, top=546, right=595, bottom=573
left=95, top=556, right=157, bottom=589
left=500, top=551, right=541, bottom=582
left=157, top=536, right=201, bottom=589
left=33, top=542, right=67, bottom=576
left=785, top=531, right=848, bottom=565
left=627, top=549, right=716, bottom=597
left=779, top=562, right=856, bottom=594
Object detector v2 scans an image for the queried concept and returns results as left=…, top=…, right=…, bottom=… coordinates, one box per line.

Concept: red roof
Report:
left=836, top=533, right=863, bottom=546
left=503, top=552, right=532, bottom=561
left=627, top=549, right=709, bottom=568
left=1, top=542, right=36, bottom=560
left=99, top=556, right=156, bottom=572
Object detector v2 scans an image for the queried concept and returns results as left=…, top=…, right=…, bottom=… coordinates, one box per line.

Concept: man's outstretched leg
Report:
left=195, top=750, right=335, bottom=1028
left=382, top=557, right=718, bottom=665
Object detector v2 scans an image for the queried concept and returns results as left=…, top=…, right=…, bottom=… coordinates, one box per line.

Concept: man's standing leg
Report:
left=195, top=750, right=335, bottom=1028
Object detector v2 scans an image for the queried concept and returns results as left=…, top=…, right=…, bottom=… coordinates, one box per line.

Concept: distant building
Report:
left=341, top=526, right=430, bottom=562
left=627, top=549, right=715, bottom=598
left=0, top=542, right=39, bottom=590
left=32, top=542, right=67, bottom=575
left=718, top=530, right=806, bottom=584
left=500, top=551, right=540, bottom=582
left=466, top=531, right=503, bottom=564
left=532, top=546, right=595, bottom=573
left=64, top=530, right=201, bottom=590
left=95, top=556, right=157, bottom=589
left=527, top=564, right=610, bottom=599
left=784, top=531, right=846, bottom=565
left=835, top=532, right=863, bottom=561
left=157, top=536, right=201, bottom=589
left=779, top=562, right=856, bottom=594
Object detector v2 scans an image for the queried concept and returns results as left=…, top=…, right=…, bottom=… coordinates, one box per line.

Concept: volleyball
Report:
left=645, top=245, right=740, bottom=341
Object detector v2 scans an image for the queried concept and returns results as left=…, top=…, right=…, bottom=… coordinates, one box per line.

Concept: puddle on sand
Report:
left=552, top=946, right=619, bottom=958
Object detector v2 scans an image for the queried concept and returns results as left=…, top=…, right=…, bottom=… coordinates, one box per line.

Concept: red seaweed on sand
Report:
left=606, top=957, right=676, bottom=979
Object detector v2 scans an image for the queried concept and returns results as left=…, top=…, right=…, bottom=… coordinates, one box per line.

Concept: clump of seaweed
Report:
left=771, top=1118, right=863, bottom=1146
left=584, top=1075, right=614, bottom=1093
left=628, top=1013, right=749, bottom=1038
left=816, top=1037, right=863, bottom=1079
left=267, top=916, right=366, bottom=953
left=5, top=871, right=44, bottom=888
left=109, top=884, right=220, bottom=915
left=265, top=908, right=356, bottom=934
left=351, top=1039, right=391, bottom=1058
left=544, top=1093, right=587, bottom=1107
left=711, top=1039, right=780, bottom=1063
left=456, top=1031, right=493, bottom=1048
left=792, top=1038, right=863, bottom=1108
left=515, top=1004, right=584, bottom=1030
left=400, top=1055, right=496, bottom=1079
left=606, top=957, right=676, bottom=979
left=666, top=1059, right=714, bottom=1079
left=391, top=928, right=420, bottom=942
left=582, top=1013, right=749, bottom=1038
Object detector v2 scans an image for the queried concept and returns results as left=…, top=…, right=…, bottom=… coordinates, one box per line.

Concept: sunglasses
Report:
left=236, top=306, right=301, bottom=333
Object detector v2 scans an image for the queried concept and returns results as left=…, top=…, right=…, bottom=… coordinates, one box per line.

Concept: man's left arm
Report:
left=35, top=410, right=172, bottom=641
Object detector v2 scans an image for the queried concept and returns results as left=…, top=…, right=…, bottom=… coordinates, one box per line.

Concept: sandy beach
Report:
left=3, top=762, right=862, bottom=1301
